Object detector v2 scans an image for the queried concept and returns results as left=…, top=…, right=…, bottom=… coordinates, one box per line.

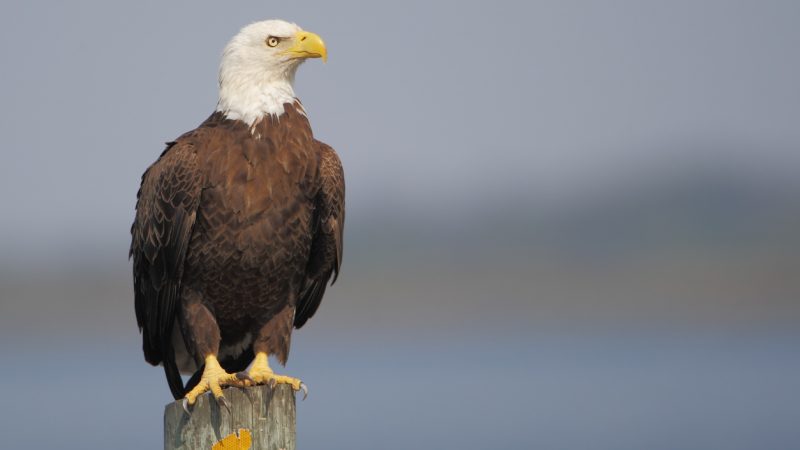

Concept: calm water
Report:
left=2, top=327, right=797, bottom=449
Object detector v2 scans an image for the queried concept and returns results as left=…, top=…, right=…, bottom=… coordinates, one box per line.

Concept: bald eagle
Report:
left=130, top=20, right=344, bottom=409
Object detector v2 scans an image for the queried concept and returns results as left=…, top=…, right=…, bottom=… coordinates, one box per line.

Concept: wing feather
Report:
left=294, top=141, right=345, bottom=328
left=130, top=140, right=202, bottom=398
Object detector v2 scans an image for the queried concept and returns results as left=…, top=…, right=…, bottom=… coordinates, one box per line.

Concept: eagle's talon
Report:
left=182, top=398, right=192, bottom=415
left=299, top=382, right=308, bottom=400
left=235, top=371, right=253, bottom=386
left=217, top=395, right=231, bottom=412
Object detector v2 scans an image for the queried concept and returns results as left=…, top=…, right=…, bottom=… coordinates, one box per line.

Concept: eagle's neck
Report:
left=216, top=67, right=300, bottom=127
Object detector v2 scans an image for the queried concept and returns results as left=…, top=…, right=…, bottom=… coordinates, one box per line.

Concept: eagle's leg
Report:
left=247, top=306, right=307, bottom=398
left=184, top=355, right=248, bottom=407
left=248, top=352, right=306, bottom=394
left=181, top=298, right=248, bottom=407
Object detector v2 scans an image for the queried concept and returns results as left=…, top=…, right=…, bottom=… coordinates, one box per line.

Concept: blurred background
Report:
left=1, top=0, right=799, bottom=448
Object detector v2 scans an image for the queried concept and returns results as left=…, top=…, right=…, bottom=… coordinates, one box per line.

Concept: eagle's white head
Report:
left=216, top=20, right=327, bottom=125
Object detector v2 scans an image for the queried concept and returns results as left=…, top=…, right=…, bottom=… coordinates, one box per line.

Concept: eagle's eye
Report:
left=266, top=36, right=280, bottom=47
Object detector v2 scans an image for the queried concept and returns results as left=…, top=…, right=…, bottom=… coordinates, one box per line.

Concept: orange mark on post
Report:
left=212, top=428, right=252, bottom=450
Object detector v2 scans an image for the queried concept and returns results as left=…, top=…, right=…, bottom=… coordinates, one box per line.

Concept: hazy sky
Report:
left=1, top=0, right=799, bottom=261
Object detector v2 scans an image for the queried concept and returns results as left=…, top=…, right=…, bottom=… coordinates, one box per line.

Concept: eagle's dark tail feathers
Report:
left=162, top=333, right=185, bottom=400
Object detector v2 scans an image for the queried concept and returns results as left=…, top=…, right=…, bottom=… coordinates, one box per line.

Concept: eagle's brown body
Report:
left=131, top=102, right=344, bottom=399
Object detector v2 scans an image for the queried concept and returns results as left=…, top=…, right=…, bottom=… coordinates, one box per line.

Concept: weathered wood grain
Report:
left=164, top=384, right=296, bottom=450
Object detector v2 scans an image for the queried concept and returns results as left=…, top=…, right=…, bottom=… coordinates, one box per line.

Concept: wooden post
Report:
left=164, top=384, right=296, bottom=450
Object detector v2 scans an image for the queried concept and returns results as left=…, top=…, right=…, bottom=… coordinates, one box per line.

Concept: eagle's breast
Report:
left=182, top=104, right=320, bottom=336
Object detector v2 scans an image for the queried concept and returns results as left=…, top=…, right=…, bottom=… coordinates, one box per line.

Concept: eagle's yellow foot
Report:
left=183, top=355, right=248, bottom=412
left=247, top=352, right=308, bottom=399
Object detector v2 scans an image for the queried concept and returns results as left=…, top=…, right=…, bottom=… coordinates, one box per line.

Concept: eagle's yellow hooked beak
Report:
left=285, top=31, right=327, bottom=62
